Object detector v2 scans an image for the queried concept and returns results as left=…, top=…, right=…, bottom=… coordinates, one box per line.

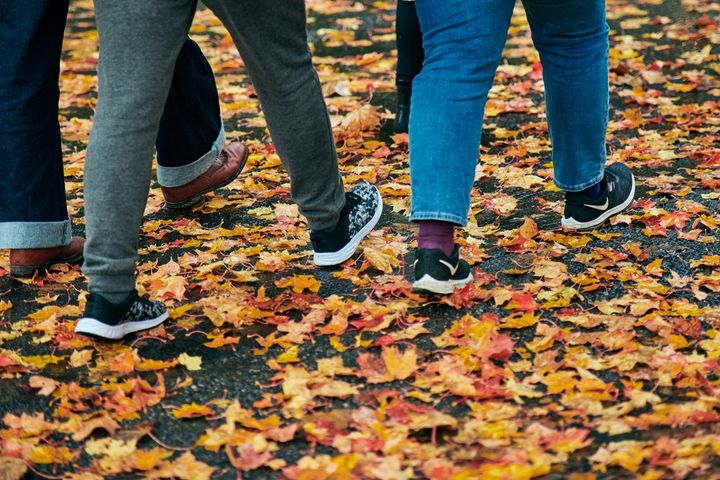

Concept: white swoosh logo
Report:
left=439, top=259, right=459, bottom=275
left=584, top=199, right=609, bottom=211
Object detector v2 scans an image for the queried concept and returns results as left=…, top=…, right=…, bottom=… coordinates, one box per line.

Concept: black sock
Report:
left=581, top=180, right=604, bottom=200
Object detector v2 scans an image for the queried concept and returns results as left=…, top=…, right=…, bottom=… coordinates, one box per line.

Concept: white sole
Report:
left=313, top=187, right=383, bottom=266
left=75, top=311, right=169, bottom=340
left=561, top=174, right=635, bottom=230
left=412, top=272, right=474, bottom=295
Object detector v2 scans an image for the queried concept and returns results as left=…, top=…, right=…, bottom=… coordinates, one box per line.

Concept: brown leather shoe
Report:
left=162, top=141, right=249, bottom=209
left=9, top=236, right=85, bottom=278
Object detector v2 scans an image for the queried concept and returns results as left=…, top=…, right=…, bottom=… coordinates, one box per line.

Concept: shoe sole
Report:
left=412, top=272, right=474, bottom=295
left=164, top=147, right=249, bottom=210
left=10, top=252, right=84, bottom=278
left=313, top=186, right=383, bottom=266
left=561, top=174, right=635, bottom=230
left=75, top=311, right=169, bottom=340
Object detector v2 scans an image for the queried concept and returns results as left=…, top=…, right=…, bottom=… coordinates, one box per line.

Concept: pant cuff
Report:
left=554, top=168, right=605, bottom=193
left=410, top=211, right=466, bottom=226
left=156, top=122, right=225, bottom=188
left=0, top=219, right=73, bottom=249
left=88, top=275, right=137, bottom=299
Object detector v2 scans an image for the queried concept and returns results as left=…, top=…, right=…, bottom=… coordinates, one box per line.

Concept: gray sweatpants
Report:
left=83, top=0, right=345, bottom=299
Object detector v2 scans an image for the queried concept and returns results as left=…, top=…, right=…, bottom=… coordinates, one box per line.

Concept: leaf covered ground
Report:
left=2, top=0, right=720, bottom=478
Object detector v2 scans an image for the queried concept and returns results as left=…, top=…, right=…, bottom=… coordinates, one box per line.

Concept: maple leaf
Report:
left=382, top=346, right=418, bottom=381
left=28, top=375, right=59, bottom=396
left=0, top=300, right=11, bottom=316
left=0, top=457, right=26, bottom=480
left=498, top=217, right=539, bottom=253
left=356, top=353, right=392, bottom=384
left=171, top=403, right=215, bottom=419
left=275, top=275, right=321, bottom=294
left=177, top=353, right=202, bottom=371
left=68, top=415, right=121, bottom=441
left=30, top=445, right=75, bottom=465
left=154, top=451, right=215, bottom=480
left=340, top=104, right=382, bottom=134
left=226, top=441, right=275, bottom=472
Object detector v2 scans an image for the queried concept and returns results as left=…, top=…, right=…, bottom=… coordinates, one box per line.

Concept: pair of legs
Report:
left=79, top=0, right=384, bottom=339
left=0, top=1, right=223, bottom=272
left=409, top=0, right=634, bottom=294
left=410, top=0, right=609, bottom=224
left=85, top=0, right=355, bottom=299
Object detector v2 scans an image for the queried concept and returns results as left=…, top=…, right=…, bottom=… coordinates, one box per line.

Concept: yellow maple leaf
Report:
left=70, top=349, right=93, bottom=368
left=383, top=346, right=418, bottom=381
left=275, top=275, right=321, bottom=294
left=178, top=353, right=202, bottom=371
left=30, top=445, right=74, bottom=465
left=277, top=345, right=300, bottom=363
left=362, top=245, right=400, bottom=273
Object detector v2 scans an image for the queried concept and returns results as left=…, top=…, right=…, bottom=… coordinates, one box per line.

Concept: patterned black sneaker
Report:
left=412, top=246, right=473, bottom=295
left=75, top=290, right=168, bottom=340
left=311, top=181, right=383, bottom=266
left=562, top=163, right=635, bottom=230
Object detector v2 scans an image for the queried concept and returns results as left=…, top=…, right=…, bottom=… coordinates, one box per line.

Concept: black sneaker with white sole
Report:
left=561, top=163, right=635, bottom=230
left=311, top=182, right=383, bottom=266
left=412, top=246, right=473, bottom=295
left=75, top=290, right=168, bottom=340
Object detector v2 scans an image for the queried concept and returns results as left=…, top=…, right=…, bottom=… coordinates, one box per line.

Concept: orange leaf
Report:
left=171, top=403, right=214, bottom=419
left=275, top=275, right=321, bottom=294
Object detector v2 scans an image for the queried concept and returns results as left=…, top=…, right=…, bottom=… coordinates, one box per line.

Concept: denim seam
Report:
left=156, top=120, right=225, bottom=187
left=0, top=219, right=72, bottom=249
left=410, top=211, right=466, bottom=226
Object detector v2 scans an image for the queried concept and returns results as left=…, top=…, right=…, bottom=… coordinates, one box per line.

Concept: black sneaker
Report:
left=561, top=163, right=635, bottom=230
left=75, top=290, right=168, bottom=340
left=412, top=246, right=473, bottom=295
left=311, top=181, right=383, bottom=266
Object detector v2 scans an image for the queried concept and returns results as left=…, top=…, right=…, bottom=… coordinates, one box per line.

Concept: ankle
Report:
left=417, top=220, right=455, bottom=256
left=92, top=290, right=132, bottom=305
left=568, top=180, right=605, bottom=200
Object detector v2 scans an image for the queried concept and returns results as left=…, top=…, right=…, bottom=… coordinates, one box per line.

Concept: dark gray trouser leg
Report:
left=84, top=0, right=195, bottom=300
left=203, top=0, right=345, bottom=230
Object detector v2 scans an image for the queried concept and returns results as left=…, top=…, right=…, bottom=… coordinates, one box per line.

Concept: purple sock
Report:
left=581, top=180, right=605, bottom=200
left=417, top=220, right=455, bottom=256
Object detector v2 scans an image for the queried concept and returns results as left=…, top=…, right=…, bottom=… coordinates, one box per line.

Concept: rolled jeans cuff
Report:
left=410, top=211, right=467, bottom=226
left=156, top=123, right=225, bottom=188
left=0, top=219, right=73, bottom=249
left=554, top=168, right=605, bottom=193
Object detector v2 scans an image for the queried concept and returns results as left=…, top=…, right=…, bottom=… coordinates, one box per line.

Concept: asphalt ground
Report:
left=1, top=0, right=720, bottom=479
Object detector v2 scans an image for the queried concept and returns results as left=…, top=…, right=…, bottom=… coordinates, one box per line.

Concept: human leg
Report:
left=203, top=0, right=382, bottom=265
left=83, top=0, right=196, bottom=298
left=409, top=0, right=514, bottom=294
left=410, top=0, right=514, bottom=226
left=522, top=0, right=634, bottom=228
left=0, top=0, right=72, bottom=249
left=394, top=0, right=424, bottom=133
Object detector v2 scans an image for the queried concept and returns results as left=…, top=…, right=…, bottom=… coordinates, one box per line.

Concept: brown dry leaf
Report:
left=0, top=457, right=27, bottom=480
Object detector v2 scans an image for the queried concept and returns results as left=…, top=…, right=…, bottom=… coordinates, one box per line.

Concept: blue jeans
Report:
left=409, top=0, right=609, bottom=225
left=0, top=1, right=222, bottom=248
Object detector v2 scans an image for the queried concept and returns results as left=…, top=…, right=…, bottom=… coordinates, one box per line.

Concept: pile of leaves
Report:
left=1, top=0, right=720, bottom=478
